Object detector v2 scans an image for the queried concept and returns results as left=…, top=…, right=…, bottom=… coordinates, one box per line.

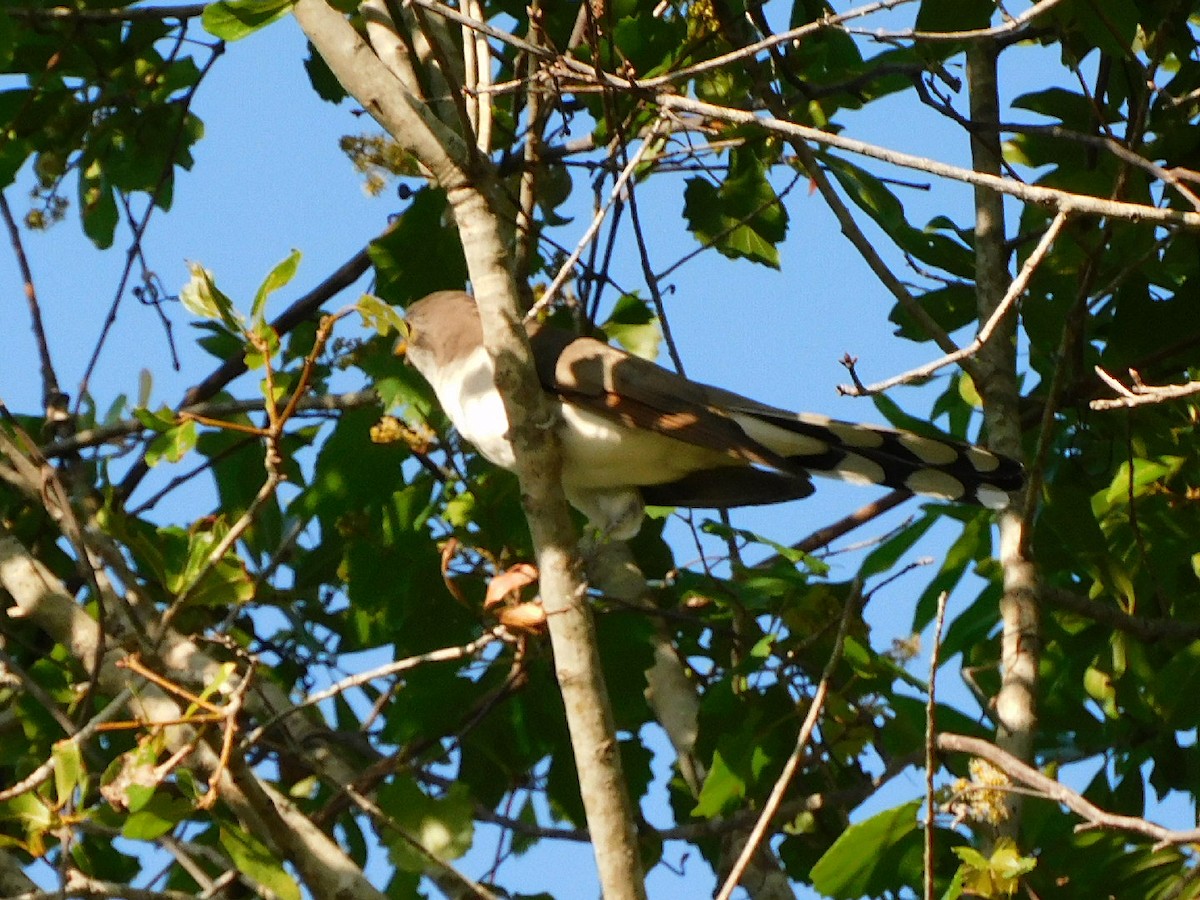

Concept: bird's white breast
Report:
left=420, top=346, right=518, bottom=469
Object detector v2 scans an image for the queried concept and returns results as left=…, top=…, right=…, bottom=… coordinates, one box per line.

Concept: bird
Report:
left=400, top=290, right=1023, bottom=540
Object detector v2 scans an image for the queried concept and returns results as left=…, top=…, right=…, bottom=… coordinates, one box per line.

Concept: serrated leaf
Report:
left=203, top=0, right=295, bottom=41
left=682, top=147, right=788, bottom=268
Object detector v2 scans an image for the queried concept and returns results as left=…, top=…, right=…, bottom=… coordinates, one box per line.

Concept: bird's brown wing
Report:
left=527, top=323, right=801, bottom=474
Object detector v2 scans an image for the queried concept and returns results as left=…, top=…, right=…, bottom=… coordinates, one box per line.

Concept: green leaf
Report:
left=134, top=405, right=176, bottom=433
left=950, top=838, right=1036, bottom=897
left=245, top=322, right=282, bottom=371
left=1097, top=456, right=1183, bottom=513
left=52, top=740, right=84, bottom=806
left=692, top=749, right=746, bottom=818
left=144, top=419, right=197, bottom=467
left=304, top=44, right=347, bottom=103
left=203, top=0, right=296, bottom=41
left=370, top=189, right=467, bottom=305
left=381, top=779, right=475, bottom=872
left=122, top=793, right=193, bottom=841
left=79, top=158, right=117, bottom=249
left=180, top=262, right=241, bottom=330
left=600, top=293, right=661, bottom=360
left=682, top=146, right=788, bottom=268
left=174, top=525, right=255, bottom=607
left=825, top=155, right=974, bottom=280
left=358, top=293, right=407, bottom=338
left=1148, top=640, right=1200, bottom=728
left=251, top=249, right=301, bottom=323
left=219, top=824, right=301, bottom=900
left=810, top=801, right=921, bottom=897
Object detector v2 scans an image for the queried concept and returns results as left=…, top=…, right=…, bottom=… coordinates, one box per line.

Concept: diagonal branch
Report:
left=657, top=95, right=1200, bottom=230
left=840, top=210, right=1069, bottom=395
left=938, top=732, right=1200, bottom=847
left=715, top=580, right=861, bottom=900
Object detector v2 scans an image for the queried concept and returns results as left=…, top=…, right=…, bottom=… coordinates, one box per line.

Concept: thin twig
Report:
left=849, top=0, right=1069, bottom=42
left=8, top=4, right=207, bottom=22
left=0, top=193, right=61, bottom=409
left=658, top=95, right=1200, bottom=229
left=1090, top=368, right=1200, bottom=409
left=74, top=39, right=225, bottom=413
left=841, top=210, right=1069, bottom=395
left=116, top=238, right=375, bottom=502
left=244, top=628, right=509, bottom=743
left=404, top=0, right=554, bottom=60
left=714, top=580, right=861, bottom=900
left=529, top=116, right=669, bottom=319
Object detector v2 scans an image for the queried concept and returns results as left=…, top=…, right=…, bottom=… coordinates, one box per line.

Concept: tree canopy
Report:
left=3, top=0, right=1200, bottom=898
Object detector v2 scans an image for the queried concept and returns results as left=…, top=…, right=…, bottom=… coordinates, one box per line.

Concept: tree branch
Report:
left=293, top=3, right=647, bottom=896
left=938, top=732, right=1200, bottom=847
left=656, top=95, right=1200, bottom=229
left=966, top=43, right=1038, bottom=842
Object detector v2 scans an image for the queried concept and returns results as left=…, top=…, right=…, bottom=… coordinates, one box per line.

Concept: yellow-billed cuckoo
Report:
left=402, top=291, right=1023, bottom=539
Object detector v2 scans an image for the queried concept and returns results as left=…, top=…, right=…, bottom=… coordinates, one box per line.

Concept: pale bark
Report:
left=292, top=3, right=647, bottom=895
left=966, top=45, right=1039, bottom=841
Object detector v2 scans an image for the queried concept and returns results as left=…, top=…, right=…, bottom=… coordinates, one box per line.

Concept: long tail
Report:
left=736, top=410, right=1024, bottom=509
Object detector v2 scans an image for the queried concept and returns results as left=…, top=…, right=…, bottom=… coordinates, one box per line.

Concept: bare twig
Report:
left=75, top=39, right=225, bottom=413
left=404, top=0, right=555, bottom=60
left=245, top=627, right=509, bottom=743
left=7, top=4, right=207, bottom=22
left=1090, top=367, right=1200, bottom=409
left=40, top=391, right=376, bottom=459
left=848, top=0, right=1069, bottom=42
left=840, top=210, right=1069, bottom=395
left=0, top=194, right=61, bottom=411
left=529, top=116, right=669, bottom=319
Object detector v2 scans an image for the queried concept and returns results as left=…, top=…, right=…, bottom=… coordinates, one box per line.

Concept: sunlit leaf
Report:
left=203, top=0, right=295, bottom=41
